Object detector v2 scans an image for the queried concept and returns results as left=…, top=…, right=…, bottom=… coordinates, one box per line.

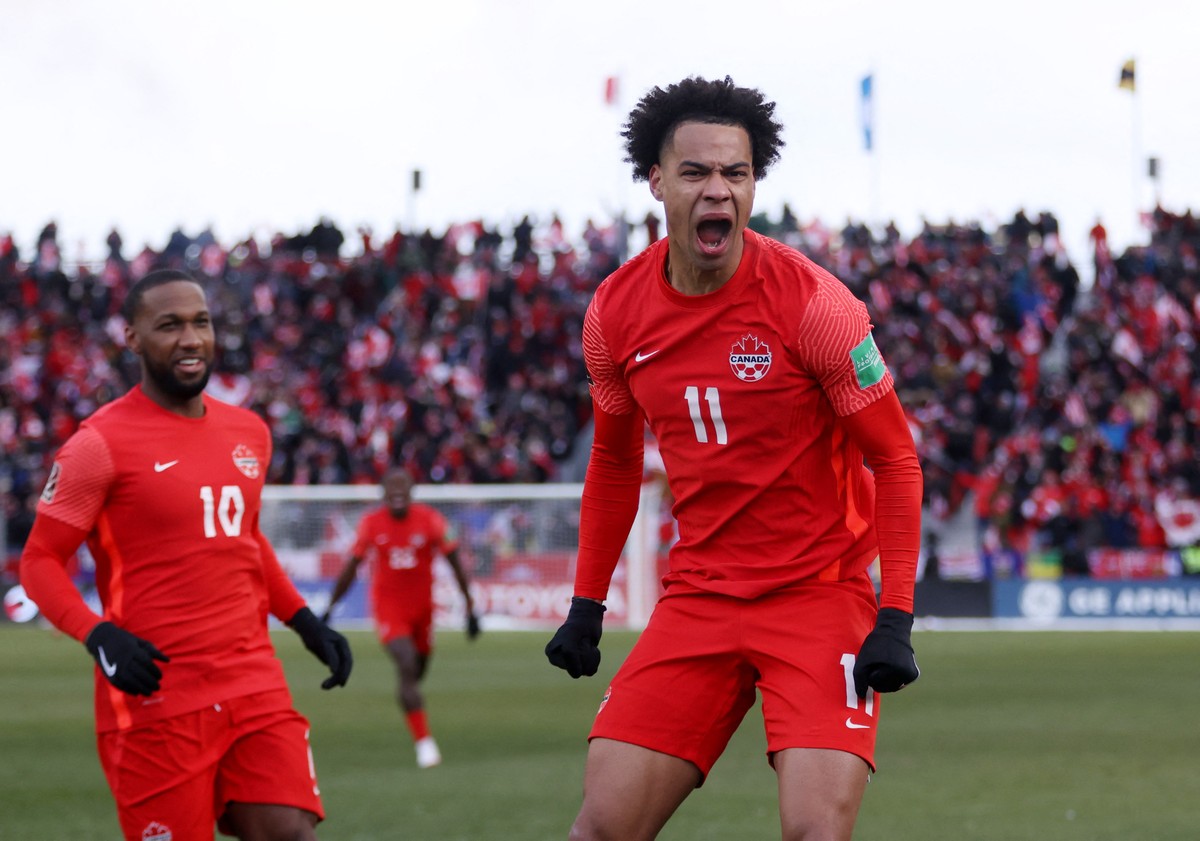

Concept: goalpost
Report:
left=261, top=483, right=666, bottom=632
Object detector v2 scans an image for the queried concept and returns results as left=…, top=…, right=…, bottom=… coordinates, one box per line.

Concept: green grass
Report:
left=1, top=625, right=1196, bottom=839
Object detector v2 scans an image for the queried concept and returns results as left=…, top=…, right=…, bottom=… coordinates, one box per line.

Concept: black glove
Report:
left=84, top=621, right=170, bottom=696
left=466, top=611, right=481, bottom=640
left=545, top=597, right=605, bottom=678
left=288, top=607, right=353, bottom=689
left=853, top=607, right=920, bottom=697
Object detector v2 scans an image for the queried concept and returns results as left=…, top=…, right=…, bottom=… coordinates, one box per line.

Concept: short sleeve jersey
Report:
left=350, top=503, right=457, bottom=617
left=584, top=229, right=894, bottom=598
left=35, top=387, right=291, bottom=731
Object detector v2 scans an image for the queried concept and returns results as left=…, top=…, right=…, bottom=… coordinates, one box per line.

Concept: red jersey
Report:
left=350, top=503, right=458, bottom=616
left=23, top=387, right=304, bottom=731
left=584, top=229, right=895, bottom=599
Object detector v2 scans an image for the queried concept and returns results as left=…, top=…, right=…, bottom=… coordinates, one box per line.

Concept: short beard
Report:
left=144, top=357, right=212, bottom=400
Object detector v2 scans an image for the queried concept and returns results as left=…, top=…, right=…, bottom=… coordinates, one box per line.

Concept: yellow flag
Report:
left=1118, top=59, right=1136, bottom=92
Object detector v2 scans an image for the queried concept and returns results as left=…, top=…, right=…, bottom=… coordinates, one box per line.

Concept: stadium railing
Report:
left=261, top=483, right=666, bottom=632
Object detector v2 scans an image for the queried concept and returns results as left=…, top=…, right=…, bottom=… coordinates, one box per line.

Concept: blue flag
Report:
left=860, top=74, right=874, bottom=152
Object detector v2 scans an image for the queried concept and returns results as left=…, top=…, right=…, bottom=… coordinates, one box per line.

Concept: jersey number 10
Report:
left=199, top=485, right=246, bottom=538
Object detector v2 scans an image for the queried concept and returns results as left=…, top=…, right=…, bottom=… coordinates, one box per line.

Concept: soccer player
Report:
left=545, top=76, right=923, bottom=841
left=19, top=269, right=352, bottom=841
left=323, top=467, right=480, bottom=769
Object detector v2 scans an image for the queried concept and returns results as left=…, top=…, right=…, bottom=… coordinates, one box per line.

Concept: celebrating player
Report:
left=323, top=467, right=479, bottom=769
left=20, top=269, right=352, bottom=840
left=545, top=76, right=923, bottom=840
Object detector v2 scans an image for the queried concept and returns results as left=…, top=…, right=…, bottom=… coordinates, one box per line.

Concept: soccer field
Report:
left=0, top=625, right=1195, bottom=840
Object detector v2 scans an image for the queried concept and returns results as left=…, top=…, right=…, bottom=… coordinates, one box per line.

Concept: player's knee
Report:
left=569, top=808, right=659, bottom=841
left=779, top=805, right=858, bottom=841
left=568, top=817, right=621, bottom=841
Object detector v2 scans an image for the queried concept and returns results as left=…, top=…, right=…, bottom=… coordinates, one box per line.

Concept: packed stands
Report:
left=1, top=206, right=1197, bottom=576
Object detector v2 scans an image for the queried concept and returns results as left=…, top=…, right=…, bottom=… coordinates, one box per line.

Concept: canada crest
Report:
left=729, top=334, right=772, bottom=382
left=232, top=444, right=260, bottom=479
left=141, top=822, right=173, bottom=841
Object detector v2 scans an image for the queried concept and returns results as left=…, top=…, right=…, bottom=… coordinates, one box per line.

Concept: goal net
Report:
left=262, top=483, right=666, bottom=632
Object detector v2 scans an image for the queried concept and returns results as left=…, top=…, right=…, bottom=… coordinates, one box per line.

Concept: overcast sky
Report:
left=4, top=0, right=1198, bottom=271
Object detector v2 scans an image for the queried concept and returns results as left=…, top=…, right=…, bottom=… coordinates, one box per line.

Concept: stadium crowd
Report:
left=2, top=205, right=1198, bottom=575
left=758, top=206, right=1199, bottom=574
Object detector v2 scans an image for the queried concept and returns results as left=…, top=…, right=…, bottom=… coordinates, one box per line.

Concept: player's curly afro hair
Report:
left=621, top=76, right=784, bottom=182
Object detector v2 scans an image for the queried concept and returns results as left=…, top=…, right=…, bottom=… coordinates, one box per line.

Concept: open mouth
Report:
left=696, top=219, right=733, bottom=253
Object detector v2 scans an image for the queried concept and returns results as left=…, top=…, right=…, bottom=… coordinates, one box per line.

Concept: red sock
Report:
left=405, top=709, right=431, bottom=741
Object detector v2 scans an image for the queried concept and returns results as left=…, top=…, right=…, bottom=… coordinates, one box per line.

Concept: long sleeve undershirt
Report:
left=573, top=407, right=644, bottom=600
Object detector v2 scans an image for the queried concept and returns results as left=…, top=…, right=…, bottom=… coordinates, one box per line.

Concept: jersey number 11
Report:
left=684, top=386, right=728, bottom=445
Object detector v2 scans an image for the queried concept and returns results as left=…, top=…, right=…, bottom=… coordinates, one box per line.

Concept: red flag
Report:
left=604, top=76, right=619, bottom=106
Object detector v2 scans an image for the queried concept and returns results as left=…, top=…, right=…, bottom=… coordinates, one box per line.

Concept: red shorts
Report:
left=589, top=573, right=880, bottom=780
left=97, top=689, right=324, bottom=840
left=376, top=605, right=433, bottom=654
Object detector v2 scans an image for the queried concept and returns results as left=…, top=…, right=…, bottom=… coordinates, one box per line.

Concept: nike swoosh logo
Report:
left=98, top=647, right=118, bottom=677
left=154, top=460, right=179, bottom=473
left=845, top=717, right=872, bottom=730
left=634, top=350, right=661, bottom=363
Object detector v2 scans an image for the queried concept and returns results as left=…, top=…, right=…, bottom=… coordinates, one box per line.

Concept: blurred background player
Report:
left=323, top=467, right=480, bottom=768
left=19, top=269, right=352, bottom=840
left=545, top=76, right=923, bottom=840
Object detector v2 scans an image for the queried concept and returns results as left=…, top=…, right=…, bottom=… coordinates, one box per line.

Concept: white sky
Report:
left=4, top=0, right=1198, bottom=270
